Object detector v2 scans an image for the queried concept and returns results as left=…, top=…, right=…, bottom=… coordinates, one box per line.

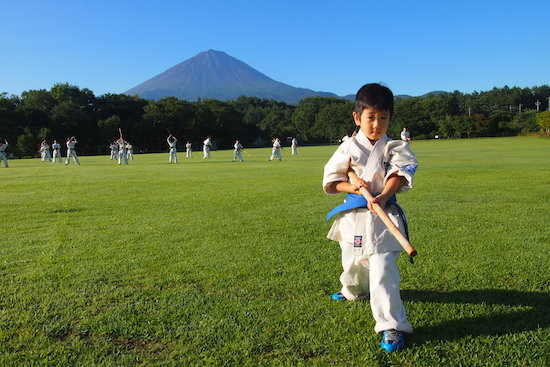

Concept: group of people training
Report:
left=0, top=134, right=303, bottom=168
left=109, top=138, right=134, bottom=165
left=165, top=134, right=208, bottom=163
left=34, top=137, right=80, bottom=165
left=164, top=135, right=300, bottom=163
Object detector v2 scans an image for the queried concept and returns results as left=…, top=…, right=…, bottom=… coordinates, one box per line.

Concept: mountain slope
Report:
left=125, top=50, right=338, bottom=104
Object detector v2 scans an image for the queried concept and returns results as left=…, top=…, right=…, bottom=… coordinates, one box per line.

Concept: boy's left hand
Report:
left=368, top=193, right=390, bottom=214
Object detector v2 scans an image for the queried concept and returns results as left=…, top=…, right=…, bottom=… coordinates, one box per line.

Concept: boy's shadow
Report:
left=402, top=289, right=549, bottom=344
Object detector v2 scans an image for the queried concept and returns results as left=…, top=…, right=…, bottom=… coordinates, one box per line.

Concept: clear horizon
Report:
left=1, top=0, right=549, bottom=98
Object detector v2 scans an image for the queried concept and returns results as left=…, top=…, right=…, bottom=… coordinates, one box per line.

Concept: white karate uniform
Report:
left=323, top=130, right=417, bottom=334
left=186, top=143, right=193, bottom=158
left=269, top=140, right=282, bottom=161
left=44, top=144, right=51, bottom=161
left=126, top=144, right=133, bottom=160
left=168, top=138, right=178, bottom=163
left=203, top=138, right=211, bottom=159
left=65, top=140, right=80, bottom=165
left=52, top=143, right=62, bottom=163
left=233, top=143, right=243, bottom=162
left=401, top=131, right=411, bottom=142
left=0, top=143, right=8, bottom=167
left=291, top=139, right=298, bottom=155
left=40, top=143, right=51, bottom=161
left=118, top=141, right=128, bottom=165
left=110, top=144, right=118, bottom=160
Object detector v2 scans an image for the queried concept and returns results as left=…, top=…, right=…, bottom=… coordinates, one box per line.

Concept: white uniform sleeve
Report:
left=322, top=142, right=352, bottom=194
left=384, top=140, right=418, bottom=193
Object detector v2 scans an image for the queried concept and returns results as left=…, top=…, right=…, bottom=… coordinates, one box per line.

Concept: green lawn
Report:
left=1, top=137, right=548, bottom=366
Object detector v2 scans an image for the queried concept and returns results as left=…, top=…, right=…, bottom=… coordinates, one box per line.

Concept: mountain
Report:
left=125, top=50, right=338, bottom=104
left=396, top=91, right=449, bottom=100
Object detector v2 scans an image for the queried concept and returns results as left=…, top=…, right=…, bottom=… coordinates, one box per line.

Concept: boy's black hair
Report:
left=354, top=83, right=394, bottom=117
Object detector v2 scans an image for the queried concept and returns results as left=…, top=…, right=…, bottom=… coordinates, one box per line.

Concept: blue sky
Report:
left=1, top=0, right=549, bottom=98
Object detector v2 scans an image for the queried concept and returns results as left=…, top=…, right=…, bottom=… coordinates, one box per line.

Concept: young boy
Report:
left=323, top=83, right=418, bottom=352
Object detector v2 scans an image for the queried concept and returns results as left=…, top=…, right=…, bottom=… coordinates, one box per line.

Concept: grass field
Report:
left=1, top=137, right=549, bottom=366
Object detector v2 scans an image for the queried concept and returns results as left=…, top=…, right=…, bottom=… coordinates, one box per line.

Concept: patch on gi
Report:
left=354, top=235, right=363, bottom=248
left=404, top=164, right=418, bottom=175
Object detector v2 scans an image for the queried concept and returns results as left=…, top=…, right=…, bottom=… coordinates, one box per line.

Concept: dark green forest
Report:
left=1, top=83, right=549, bottom=157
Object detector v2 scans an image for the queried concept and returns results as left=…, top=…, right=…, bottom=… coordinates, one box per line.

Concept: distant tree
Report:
left=50, top=82, right=95, bottom=108
left=509, top=110, right=538, bottom=135
left=258, top=107, right=294, bottom=141
left=18, top=90, right=55, bottom=131
left=16, top=127, right=37, bottom=157
left=292, top=97, right=349, bottom=143
left=96, top=93, right=147, bottom=132
left=535, top=110, right=550, bottom=132
left=98, top=115, right=122, bottom=134
left=0, top=93, right=20, bottom=143
left=312, top=102, right=353, bottom=143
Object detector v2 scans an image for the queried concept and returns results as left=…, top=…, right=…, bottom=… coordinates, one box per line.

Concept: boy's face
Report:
left=353, top=108, right=390, bottom=142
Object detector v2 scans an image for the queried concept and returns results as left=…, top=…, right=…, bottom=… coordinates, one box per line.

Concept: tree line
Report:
left=1, top=83, right=549, bottom=157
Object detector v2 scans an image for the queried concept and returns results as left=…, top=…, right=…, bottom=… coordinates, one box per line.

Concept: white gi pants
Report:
left=339, top=246, right=413, bottom=334
left=269, top=149, right=282, bottom=161
left=186, top=148, right=193, bottom=158
left=292, top=146, right=298, bottom=155
left=65, top=150, right=80, bottom=165
left=41, top=150, right=51, bottom=161
left=233, top=150, right=243, bottom=161
left=127, top=150, right=133, bottom=160
left=203, top=146, right=211, bottom=159
left=1, top=152, right=8, bottom=167
left=169, top=148, right=178, bottom=163
left=118, top=149, right=128, bottom=164
left=53, top=150, right=62, bottom=163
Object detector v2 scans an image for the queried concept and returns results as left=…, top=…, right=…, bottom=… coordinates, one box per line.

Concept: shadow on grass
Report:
left=50, top=208, right=84, bottom=213
left=402, top=289, right=549, bottom=344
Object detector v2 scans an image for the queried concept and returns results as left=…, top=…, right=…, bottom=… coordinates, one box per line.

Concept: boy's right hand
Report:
left=351, top=177, right=369, bottom=195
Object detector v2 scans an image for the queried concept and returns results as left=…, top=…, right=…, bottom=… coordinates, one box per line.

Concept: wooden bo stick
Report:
left=348, top=170, right=417, bottom=258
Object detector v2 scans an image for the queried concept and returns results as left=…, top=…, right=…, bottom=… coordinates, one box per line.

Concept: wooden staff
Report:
left=348, top=170, right=417, bottom=258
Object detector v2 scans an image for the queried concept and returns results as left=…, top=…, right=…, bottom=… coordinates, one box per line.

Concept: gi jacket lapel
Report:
left=356, top=134, right=389, bottom=195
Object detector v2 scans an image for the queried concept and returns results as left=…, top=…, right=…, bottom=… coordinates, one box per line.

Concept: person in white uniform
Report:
left=400, top=127, right=411, bottom=143
left=109, top=141, right=118, bottom=160
left=232, top=140, right=244, bottom=162
left=167, top=134, right=178, bottom=163
left=40, top=140, right=52, bottom=162
left=126, top=142, right=133, bottom=160
left=291, top=138, right=299, bottom=155
left=52, top=140, right=62, bottom=163
left=269, top=138, right=283, bottom=161
left=203, top=136, right=212, bottom=159
left=65, top=136, right=80, bottom=165
left=0, top=138, right=9, bottom=168
left=186, top=141, right=193, bottom=158
left=323, top=83, right=418, bottom=353
left=117, top=137, right=128, bottom=165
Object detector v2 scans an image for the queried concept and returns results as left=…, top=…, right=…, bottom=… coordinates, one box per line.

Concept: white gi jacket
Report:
left=323, top=130, right=417, bottom=255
